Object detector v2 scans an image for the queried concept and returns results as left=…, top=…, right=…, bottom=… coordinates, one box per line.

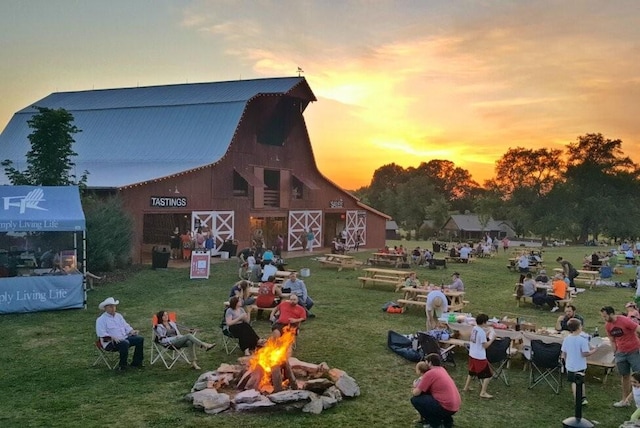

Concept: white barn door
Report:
left=346, top=210, right=366, bottom=248
left=288, top=210, right=322, bottom=251
left=192, top=211, right=234, bottom=254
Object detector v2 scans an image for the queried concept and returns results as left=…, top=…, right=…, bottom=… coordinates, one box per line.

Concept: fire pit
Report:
left=186, top=327, right=360, bottom=415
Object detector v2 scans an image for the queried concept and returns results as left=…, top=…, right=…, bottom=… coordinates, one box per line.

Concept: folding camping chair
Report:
left=220, top=309, right=239, bottom=355
left=150, top=312, right=192, bottom=369
left=417, top=332, right=456, bottom=367
left=527, top=339, right=563, bottom=394
left=486, top=337, right=512, bottom=386
left=92, top=338, right=119, bottom=370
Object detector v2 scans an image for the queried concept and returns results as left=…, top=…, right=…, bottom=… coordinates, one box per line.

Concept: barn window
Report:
left=263, top=169, right=280, bottom=207
left=292, top=176, right=303, bottom=199
left=257, top=98, right=299, bottom=146
left=233, top=171, right=248, bottom=197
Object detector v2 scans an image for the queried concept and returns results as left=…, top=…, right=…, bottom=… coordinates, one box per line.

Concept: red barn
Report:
left=0, top=77, right=388, bottom=262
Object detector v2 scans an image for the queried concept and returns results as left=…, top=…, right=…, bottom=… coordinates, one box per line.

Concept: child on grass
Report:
left=463, top=313, right=495, bottom=399
left=560, top=318, right=596, bottom=405
left=620, top=372, right=640, bottom=425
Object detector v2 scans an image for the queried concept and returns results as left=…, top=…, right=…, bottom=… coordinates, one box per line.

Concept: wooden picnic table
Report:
left=553, top=268, right=599, bottom=287
left=507, top=257, right=543, bottom=272
left=318, top=254, right=357, bottom=271
left=358, top=267, right=411, bottom=289
left=368, top=252, right=406, bottom=267
left=273, top=270, right=296, bottom=284
left=397, top=286, right=467, bottom=311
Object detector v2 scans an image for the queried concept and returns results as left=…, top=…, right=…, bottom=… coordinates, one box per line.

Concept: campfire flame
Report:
left=248, top=326, right=297, bottom=390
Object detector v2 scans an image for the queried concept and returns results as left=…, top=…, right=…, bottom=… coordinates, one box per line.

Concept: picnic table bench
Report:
left=358, top=268, right=410, bottom=289
left=444, top=256, right=473, bottom=264
left=317, top=254, right=357, bottom=271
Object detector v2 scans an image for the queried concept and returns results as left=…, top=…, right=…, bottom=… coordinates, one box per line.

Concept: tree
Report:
left=562, top=133, right=640, bottom=242
left=415, top=160, right=480, bottom=202
left=486, top=147, right=564, bottom=199
left=2, top=106, right=87, bottom=186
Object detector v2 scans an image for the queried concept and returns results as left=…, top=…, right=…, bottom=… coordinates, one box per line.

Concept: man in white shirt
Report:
left=458, top=245, right=472, bottom=262
left=95, top=297, right=144, bottom=370
left=261, top=261, right=278, bottom=282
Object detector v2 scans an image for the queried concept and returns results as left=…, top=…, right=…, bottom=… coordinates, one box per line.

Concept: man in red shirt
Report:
left=270, top=294, right=307, bottom=338
left=411, top=353, right=461, bottom=428
left=601, top=305, right=640, bottom=407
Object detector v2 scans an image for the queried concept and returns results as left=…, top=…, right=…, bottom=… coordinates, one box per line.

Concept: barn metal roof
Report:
left=0, top=77, right=315, bottom=188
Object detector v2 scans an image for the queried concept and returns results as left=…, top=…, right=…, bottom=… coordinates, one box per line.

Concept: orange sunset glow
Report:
left=1, top=1, right=639, bottom=190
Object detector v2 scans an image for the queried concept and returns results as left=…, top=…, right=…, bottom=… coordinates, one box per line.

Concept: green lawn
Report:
left=0, top=243, right=635, bottom=427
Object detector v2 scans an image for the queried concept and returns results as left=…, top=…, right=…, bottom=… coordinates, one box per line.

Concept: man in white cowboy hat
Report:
left=96, top=297, right=144, bottom=370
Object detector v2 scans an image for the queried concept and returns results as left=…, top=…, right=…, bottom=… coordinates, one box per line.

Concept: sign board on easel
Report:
left=190, top=251, right=211, bottom=279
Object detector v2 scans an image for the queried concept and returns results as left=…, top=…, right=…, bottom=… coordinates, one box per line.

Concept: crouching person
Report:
left=411, top=353, right=461, bottom=428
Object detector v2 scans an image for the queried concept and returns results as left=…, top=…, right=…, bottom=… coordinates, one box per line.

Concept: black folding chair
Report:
left=528, top=339, right=563, bottom=394
left=486, top=338, right=511, bottom=386
left=417, top=332, right=456, bottom=367
left=219, top=309, right=239, bottom=355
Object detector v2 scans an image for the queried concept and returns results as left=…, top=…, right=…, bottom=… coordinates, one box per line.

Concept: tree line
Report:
left=353, top=133, right=640, bottom=243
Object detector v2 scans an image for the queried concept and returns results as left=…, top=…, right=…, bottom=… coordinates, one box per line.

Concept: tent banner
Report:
left=0, top=186, right=86, bottom=232
left=0, top=274, right=84, bottom=314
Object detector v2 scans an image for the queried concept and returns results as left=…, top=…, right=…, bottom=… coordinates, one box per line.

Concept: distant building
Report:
left=0, top=77, right=389, bottom=262
left=386, top=220, right=399, bottom=240
left=440, top=214, right=514, bottom=241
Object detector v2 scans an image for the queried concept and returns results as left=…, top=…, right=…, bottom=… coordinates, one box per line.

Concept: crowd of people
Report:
left=93, top=237, right=640, bottom=427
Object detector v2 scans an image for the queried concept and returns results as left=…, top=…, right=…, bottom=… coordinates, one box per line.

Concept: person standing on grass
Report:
left=425, top=290, right=448, bottom=330
left=463, top=313, right=495, bottom=399
left=601, top=306, right=640, bottom=408
left=561, top=318, right=596, bottom=406
left=502, top=236, right=510, bottom=253
left=411, top=354, right=461, bottom=428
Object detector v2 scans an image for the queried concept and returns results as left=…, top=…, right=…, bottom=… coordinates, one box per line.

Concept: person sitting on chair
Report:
left=95, top=297, right=144, bottom=371
left=411, top=354, right=461, bottom=428
left=270, top=294, right=307, bottom=339
left=225, top=296, right=261, bottom=356
left=154, top=310, right=215, bottom=370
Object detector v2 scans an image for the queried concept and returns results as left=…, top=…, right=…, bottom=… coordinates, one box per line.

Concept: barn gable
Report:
left=0, top=77, right=316, bottom=188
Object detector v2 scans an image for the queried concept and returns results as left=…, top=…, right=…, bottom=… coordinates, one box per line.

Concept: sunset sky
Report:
left=1, top=0, right=639, bottom=189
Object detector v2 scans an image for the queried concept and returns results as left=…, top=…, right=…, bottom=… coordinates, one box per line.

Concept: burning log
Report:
left=238, top=366, right=264, bottom=391
left=271, top=367, right=283, bottom=393
left=284, top=361, right=298, bottom=390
